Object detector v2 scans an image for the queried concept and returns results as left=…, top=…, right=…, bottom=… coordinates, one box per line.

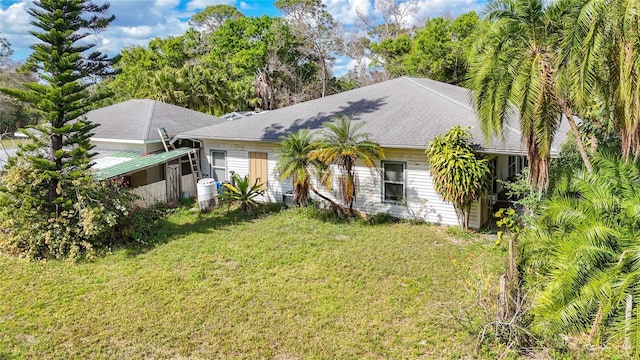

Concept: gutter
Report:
left=91, top=138, right=163, bottom=145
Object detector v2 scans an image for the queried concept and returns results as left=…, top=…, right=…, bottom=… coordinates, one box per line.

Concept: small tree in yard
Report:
left=275, top=130, right=326, bottom=206
left=425, top=126, right=490, bottom=230
left=311, top=115, right=384, bottom=215
left=0, top=0, right=126, bottom=260
left=220, top=173, right=265, bottom=215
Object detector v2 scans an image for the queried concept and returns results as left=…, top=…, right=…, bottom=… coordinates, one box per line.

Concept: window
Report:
left=210, top=150, right=227, bottom=182
left=508, top=155, right=527, bottom=179
left=382, top=161, right=405, bottom=202
left=490, top=158, right=498, bottom=194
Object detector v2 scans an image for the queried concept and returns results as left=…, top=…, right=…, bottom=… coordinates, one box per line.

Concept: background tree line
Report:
left=95, top=1, right=482, bottom=116
left=1, top=1, right=483, bottom=122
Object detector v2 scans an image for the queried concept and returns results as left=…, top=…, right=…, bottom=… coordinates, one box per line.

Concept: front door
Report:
left=248, top=152, right=268, bottom=191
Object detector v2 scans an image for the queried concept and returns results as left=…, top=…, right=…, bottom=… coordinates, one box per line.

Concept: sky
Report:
left=0, top=0, right=486, bottom=75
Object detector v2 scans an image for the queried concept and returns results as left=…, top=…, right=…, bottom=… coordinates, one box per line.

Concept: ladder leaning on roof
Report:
left=158, top=127, right=175, bottom=152
left=158, top=127, right=201, bottom=182
left=188, top=149, right=202, bottom=183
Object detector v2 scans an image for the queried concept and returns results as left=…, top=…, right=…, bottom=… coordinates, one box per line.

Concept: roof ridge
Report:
left=403, top=77, right=473, bottom=112
left=144, top=100, right=156, bottom=139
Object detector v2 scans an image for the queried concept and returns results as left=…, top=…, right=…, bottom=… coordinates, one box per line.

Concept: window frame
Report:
left=381, top=160, right=406, bottom=203
left=209, top=150, right=227, bottom=182
left=489, top=157, right=498, bottom=194
left=508, top=155, right=527, bottom=179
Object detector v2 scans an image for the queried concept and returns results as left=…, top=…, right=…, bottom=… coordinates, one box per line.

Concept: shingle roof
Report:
left=177, top=77, right=569, bottom=155
left=93, top=148, right=193, bottom=180
left=86, top=99, right=225, bottom=142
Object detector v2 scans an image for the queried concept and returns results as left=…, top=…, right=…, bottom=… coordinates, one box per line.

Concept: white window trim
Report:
left=508, top=155, right=527, bottom=179
left=210, top=150, right=227, bottom=182
left=382, top=161, right=406, bottom=203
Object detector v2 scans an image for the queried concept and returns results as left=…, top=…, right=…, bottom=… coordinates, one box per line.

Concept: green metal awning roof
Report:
left=94, top=148, right=193, bottom=180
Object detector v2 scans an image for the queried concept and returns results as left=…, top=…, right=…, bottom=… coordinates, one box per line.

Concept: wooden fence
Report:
left=132, top=180, right=166, bottom=208
left=131, top=175, right=197, bottom=208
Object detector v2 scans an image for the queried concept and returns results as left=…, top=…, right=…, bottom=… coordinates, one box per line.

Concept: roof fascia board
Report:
left=91, top=138, right=162, bottom=144
left=176, top=134, right=535, bottom=156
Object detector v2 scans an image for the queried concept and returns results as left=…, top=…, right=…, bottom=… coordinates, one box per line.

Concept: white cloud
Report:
left=332, top=54, right=353, bottom=76
left=0, top=1, right=34, bottom=59
left=110, top=1, right=177, bottom=27
left=324, top=0, right=372, bottom=25
left=323, top=0, right=484, bottom=29
left=120, top=25, right=155, bottom=38
left=95, top=16, right=190, bottom=55
left=0, top=0, right=193, bottom=61
left=186, top=0, right=235, bottom=11
left=0, top=1, right=31, bottom=31
left=347, top=55, right=372, bottom=71
left=413, top=0, right=483, bottom=23
left=239, top=1, right=253, bottom=10
left=155, top=0, right=181, bottom=7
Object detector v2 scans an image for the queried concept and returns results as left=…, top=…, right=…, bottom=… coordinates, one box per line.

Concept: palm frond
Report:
left=310, top=114, right=383, bottom=210
left=525, top=154, right=640, bottom=346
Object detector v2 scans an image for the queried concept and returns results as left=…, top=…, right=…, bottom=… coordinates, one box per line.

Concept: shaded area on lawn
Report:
left=119, top=202, right=285, bottom=257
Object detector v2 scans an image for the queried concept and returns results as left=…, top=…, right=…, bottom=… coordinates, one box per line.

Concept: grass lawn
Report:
left=0, top=206, right=506, bottom=359
left=0, top=137, right=27, bottom=149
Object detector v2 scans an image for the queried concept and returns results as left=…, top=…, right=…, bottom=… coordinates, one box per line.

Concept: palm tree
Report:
left=182, top=65, right=231, bottom=115
left=562, top=0, right=640, bottom=160
left=136, top=65, right=233, bottom=116
left=275, top=130, right=327, bottom=206
left=467, top=0, right=592, bottom=192
left=521, top=155, right=640, bottom=350
left=311, top=115, right=384, bottom=212
left=138, top=67, right=178, bottom=104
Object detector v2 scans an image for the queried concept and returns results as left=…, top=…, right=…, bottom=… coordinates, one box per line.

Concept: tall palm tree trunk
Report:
left=558, top=98, right=594, bottom=173
left=311, top=187, right=346, bottom=216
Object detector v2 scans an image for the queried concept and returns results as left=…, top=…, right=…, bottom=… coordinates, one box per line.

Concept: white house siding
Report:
left=200, top=140, right=290, bottom=203
left=344, top=148, right=477, bottom=228
left=181, top=174, right=197, bottom=198
left=198, top=142, right=487, bottom=229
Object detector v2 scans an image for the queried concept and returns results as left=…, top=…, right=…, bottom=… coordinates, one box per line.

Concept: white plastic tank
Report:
left=197, top=178, right=217, bottom=211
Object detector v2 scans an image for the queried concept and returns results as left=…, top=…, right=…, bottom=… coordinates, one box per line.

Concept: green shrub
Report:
left=219, top=173, right=265, bottom=215
left=521, top=155, right=640, bottom=351
left=0, top=159, right=140, bottom=260
left=113, top=203, right=171, bottom=246
left=365, top=212, right=400, bottom=225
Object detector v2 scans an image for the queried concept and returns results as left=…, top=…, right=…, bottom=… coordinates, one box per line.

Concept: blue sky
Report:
left=0, top=0, right=486, bottom=74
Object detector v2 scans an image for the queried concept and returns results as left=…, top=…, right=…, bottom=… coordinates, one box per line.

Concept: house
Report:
left=87, top=99, right=225, bottom=205
left=176, top=77, right=568, bottom=228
